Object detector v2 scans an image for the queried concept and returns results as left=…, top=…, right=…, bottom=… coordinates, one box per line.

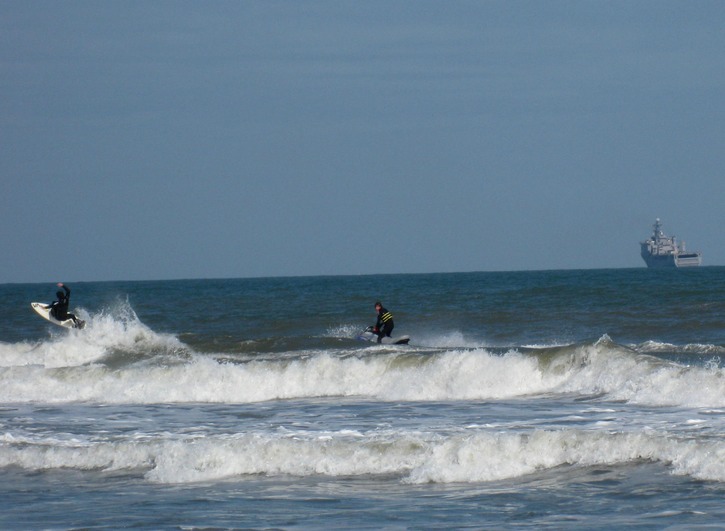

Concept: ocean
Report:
left=1, top=268, right=725, bottom=529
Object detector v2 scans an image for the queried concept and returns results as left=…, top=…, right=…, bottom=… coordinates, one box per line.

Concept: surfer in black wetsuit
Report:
left=373, top=301, right=394, bottom=343
left=48, top=283, right=81, bottom=327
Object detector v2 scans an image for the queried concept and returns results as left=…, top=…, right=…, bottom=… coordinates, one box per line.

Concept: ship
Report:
left=640, top=218, right=701, bottom=268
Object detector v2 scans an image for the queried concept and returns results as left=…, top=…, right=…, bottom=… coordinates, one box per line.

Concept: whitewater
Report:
left=2, top=269, right=725, bottom=528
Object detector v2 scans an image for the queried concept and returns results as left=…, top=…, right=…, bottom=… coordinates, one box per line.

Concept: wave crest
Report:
left=0, top=299, right=186, bottom=369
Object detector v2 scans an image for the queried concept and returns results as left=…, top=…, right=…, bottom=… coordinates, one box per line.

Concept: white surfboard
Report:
left=356, top=328, right=410, bottom=345
left=31, top=302, right=84, bottom=329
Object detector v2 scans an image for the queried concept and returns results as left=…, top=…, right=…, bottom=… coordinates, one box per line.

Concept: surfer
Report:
left=48, top=283, right=81, bottom=327
left=373, top=301, right=394, bottom=343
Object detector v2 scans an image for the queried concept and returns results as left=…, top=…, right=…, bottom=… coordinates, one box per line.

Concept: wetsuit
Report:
left=49, top=285, right=78, bottom=324
left=374, top=306, right=394, bottom=343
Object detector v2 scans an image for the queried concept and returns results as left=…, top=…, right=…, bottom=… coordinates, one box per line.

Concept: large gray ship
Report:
left=640, top=218, right=701, bottom=268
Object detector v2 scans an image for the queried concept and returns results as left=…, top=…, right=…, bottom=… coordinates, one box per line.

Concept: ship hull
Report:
left=641, top=251, right=676, bottom=268
left=640, top=248, right=702, bottom=268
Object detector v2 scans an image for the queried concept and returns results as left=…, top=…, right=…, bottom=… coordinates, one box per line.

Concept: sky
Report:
left=2, top=0, right=724, bottom=283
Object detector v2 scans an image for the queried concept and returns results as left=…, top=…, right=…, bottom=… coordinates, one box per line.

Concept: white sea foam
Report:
left=2, top=427, right=724, bottom=485
left=405, top=429, right=725, bottom=484
left=325, top=323, right=365, bottom=339
left=551, top=338, right=725, bottom=407
left=2, top=335, right=725, bottom=408
left=0, top=301, right=185, bottom=369
left=0, top=348, right=550, bottom=404
left=635, top=340, right=725, bottom=356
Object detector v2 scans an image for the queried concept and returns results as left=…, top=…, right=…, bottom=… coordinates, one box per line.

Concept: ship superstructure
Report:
left=640, top=219, right=701, bottom=268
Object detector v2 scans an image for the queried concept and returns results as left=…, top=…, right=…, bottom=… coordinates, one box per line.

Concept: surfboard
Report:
left=31, top=302, right=85, bottom=329
left=379, top=335, right=410, bottom=345
left=356, top=328, right=410, bottom=345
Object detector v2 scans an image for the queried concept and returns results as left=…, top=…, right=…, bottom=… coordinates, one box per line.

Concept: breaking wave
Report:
left=2, top=427, right=724, bottom=485
left=1, top=324, right=724, bottom=408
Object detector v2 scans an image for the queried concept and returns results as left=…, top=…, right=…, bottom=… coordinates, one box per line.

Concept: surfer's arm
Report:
left=59, top=284, right=71, bottom=298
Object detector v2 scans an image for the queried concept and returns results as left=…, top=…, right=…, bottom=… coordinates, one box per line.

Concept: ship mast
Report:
left=652, top=218, right=663, bottom=243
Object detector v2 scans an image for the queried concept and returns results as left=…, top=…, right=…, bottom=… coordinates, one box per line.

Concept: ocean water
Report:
left=1, top=268, right=725, bottom=529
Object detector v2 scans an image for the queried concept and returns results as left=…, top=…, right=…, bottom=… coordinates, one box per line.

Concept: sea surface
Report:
left=2, top=268, right=725, bottom=529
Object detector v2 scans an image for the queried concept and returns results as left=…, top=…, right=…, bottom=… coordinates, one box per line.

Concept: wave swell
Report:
left=2, top=309, right=724, bottom=408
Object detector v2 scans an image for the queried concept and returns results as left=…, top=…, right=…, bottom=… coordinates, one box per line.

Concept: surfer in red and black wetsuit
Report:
left=373, top=301, right=394, bottom=343
left=48, top=283, right=81, bottom=327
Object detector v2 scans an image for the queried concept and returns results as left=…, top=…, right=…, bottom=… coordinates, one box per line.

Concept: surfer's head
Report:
left=375, top=302, right=382, bottom=310
left=56, top=291, right=64, bottom=299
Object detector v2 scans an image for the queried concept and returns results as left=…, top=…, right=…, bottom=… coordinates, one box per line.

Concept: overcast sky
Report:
left=2, top=1, right=723, bottom=283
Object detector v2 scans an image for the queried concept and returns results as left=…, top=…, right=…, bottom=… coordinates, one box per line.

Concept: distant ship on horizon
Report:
left=640, top=218, right=701, bottom=268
